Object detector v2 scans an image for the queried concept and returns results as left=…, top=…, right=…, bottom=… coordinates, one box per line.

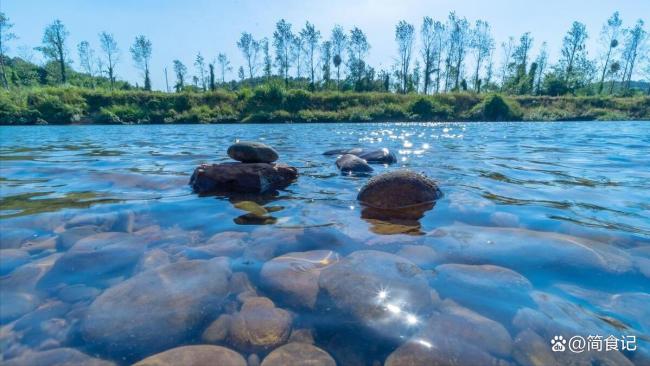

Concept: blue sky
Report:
left=2, top=0, right=648, bottom=89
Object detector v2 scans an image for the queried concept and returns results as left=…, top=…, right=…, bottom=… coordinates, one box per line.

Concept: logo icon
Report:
left=551, top=335, right=567, bottom=352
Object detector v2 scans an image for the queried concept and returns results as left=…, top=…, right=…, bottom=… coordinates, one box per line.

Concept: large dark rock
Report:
left=335, top=154, right=373, bottom=174
left=228, top=141, right=279, bottom=163
left=190, top=163, right=298, bottom=194
left=80, top=258, right=231, bottom=359
left=324, top=148, right=397, bottom=164
left=358, top=170, right=441, bottom=210
left=133, top=345, right=246, bottom=366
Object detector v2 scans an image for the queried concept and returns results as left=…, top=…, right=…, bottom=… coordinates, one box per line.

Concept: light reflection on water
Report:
left=0, top=122, right=649, bottom=365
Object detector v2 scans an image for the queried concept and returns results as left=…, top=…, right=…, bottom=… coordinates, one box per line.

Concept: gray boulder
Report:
left=190, top=163, right=298, bottom=194
left=324, top=147, right=397, bottom=164
left=335, top=154, right=373, bottom=174
left=358, top=170, right=441, bottom=210
left=227, top=141, right=279, bottom=163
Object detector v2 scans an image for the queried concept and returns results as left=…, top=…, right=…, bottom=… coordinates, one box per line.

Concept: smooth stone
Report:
left=288, top=328, right=315, bottom=344
left=490, top=211, right=520, bottom=227
left=261, top=343, right=336, bottom=366
left=0, top=249, right=30, bottom=275
left=0, top=292, right=38, bottom=324
left=65, top=212, right=117, bottom=231
left=56, top=284, right=101, bottom=303
left=260, top=250, right=340, bottom=309
left=3, top=348, right=116, bottom=366
left=56, top=225, right=102, bottom=251
left=357, top=170, right=442, bottom=210
left=395, top=245, right=440, bottom=270
left=81, top=258, right=231, bottom=359
left=190, top=162, right=298, bottom=194
left=323, top=148, right=363, bottom=156
left=229, top=271, right=256, bottom=295
left=318, top=250, right=433, bottom=339
left=228, top=141, right=279, bottom=163
left=201, top=314, right=232, bottom=343
left=323, top=148, right=397, bottom=164
left=136, top=248, right=171, bottom=272
left=512, top=329, right=558, bottom=366
left=0, top=229, right=38, bottom=249
left=385, top=301, right=511, bottom=366
left=1, top=253, right=61, bottom=294
left=426, top=224, right=635, bottom=276
left=229, top=297, right=292, bottom=352
left=38, top=232, right=145, bottom=290
left=133, top=345, right=246, bottom=366
left=248, top=353, right=261, bottom=366
left=234, top=201, right=269, bottom=216
left=336, top=154, right=373, bottom=174
left=20, top=235, right=57, bottom=254
left=430, top=263, right=533, bottom=321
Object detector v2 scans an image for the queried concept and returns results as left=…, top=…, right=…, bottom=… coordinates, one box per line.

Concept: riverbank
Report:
left=1, top=86, right=648, bottom=125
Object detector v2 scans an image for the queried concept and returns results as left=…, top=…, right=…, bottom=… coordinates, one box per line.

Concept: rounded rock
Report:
left=358, top=170, right=441, bottom=210
left=229, top=296, right=292, bottom=352
left=228, top=141, right=279, bottom=163
left=336, top=154, right=373, bottom=174
left=133, top=345, right=246, bottom=366
left=261, top=343, right=336, bottom=366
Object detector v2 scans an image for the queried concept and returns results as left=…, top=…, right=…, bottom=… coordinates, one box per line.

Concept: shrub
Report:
left=409, top=97, right=452, bottom=120
left=472, top=94, right=523, bottom=121
left=98, top=104, right=147, bottom=124
left=27, top=91, right=82, bottom=123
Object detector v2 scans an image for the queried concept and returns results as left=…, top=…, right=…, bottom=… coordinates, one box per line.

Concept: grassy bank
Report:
left=1, top=86, right=648, bottom=125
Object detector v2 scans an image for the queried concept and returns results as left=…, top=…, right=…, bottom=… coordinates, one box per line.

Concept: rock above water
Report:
left=318, top=250, right=433, bottom=338
left=81, top=258, right=231, bottom=359
left=190, top=163, right=298, bottom=194
left=229, top=296, right=292, bottom=352
left=335, top=154, right=373, bottom=174
left=133, top=345, right=246, bottom=366
left=261, top=250, right=340, bottom=309
left=261, top=342, right=336, bottom=366
left=228, top=141, right=279, bottom=163
left=324, top=148, right=397, bottom=164
left=357, top=170, right=442, bottom=209
left=3, top=348, right=116, bottom=366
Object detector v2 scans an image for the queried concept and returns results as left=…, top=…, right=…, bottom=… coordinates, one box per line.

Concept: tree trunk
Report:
left=0, top=56, right=8, bottom=89
left=598, top=47, right=612, bottom=94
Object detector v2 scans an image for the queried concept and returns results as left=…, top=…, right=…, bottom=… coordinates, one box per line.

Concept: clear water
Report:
left=1, top=122, right=649, bottom=365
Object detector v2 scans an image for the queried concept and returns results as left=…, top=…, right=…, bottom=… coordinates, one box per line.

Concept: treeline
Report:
left=0, top=11, right=648, bottom=96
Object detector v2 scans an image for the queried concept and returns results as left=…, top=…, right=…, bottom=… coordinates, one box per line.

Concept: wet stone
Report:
left=229, top=296, right=292, bottom=352
left=261, top=342, right=336, bottom=366
left=190, top=162, right=298, bottom=194
left=395, top=245, right=439, bottom=270
left=358, top=170, right=442, bottom=210
left=0, top=228, right=38, bottom=249
left=56, top=284, right=101, bottom=303
left=228, top=141, right=279, bottom=163
left=260, top=250, right=340, bottom=309
left=133, top=345, right=246, bottom=366
left=336, top=154, right=373, bottom=174
left=0, top=249, right=30, bottom=275
left=324, top=147, right=397, bottom=164
left=81, top=258, right=232, bottom=360
left=136, top=248, right=171, bottom=272
left=201, top=314, right=232, bottom=344
left=0, top=292, right=38, bottom=324
left=2, top=347, right=116, bottom=366
left=56, top=225, right=102, bottom=251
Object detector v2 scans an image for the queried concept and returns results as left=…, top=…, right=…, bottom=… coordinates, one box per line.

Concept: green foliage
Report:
left=409, top=97, right=452, bottom=119
left=471, top=94, right=523, bottom=121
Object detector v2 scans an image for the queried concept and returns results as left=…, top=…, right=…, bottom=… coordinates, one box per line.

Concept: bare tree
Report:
left=499, top=36, right=515, bottom=89
left=195, top=52, right=206, bottom=91
left=395, top=20, right=415, bottom=93
left=598, top=12, right=623, bottom=93
left=77, top=41, right=96, bottom=88
left=534, top=42, right=548, bottom=94
left=620, top=20, right=646, bottom=91
left=330, top=25, right=347, bottom=89
left=300, top=21, right=321, bottom=90
left=292, top=33, right=303, bottom=78
left=321, top=40, right=332, bottom=84
left=237, top=32, right=260, bottom=79
left=37, top=20, right=69, bottom=84
left=347, top=27, right=370, bottom=89
left=0, top=12, right=18, bottom=88
left=172, top=59, right=187, bottom=92
left=262, top=38, right=272, bottom=79
left=420, top=17, right=436, bottom=94
left=446, top=12, right=470, bottom=90
left=130, top=35, right=152, bottom=90
left=470, top=20, right=494, bottom=93
left=273, top=19, right=294, bottom=87
left=99, top=32, right=119, bottom=89
left=560, top=22, right=588, bottom=84
left=217, top=53, right=231, bottom=83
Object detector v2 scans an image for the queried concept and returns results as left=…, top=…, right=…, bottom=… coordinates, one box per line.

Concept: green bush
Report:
left=98, top=104, right=147, bottom=124
left=27, top=91, right=82, bottom=124
left=472, top=94, right=523, bottom=121
left=409, top=97, right=452, bottom=120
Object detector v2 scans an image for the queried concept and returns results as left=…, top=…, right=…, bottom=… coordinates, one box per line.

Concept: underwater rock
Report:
left=0, top=249, right=30, bottom=275
left=56, top=225, right=102, bottom=251
left=3, top=347, right=116, bottom=366
left=0, top=292, right=38, bottom=324
left=229, top=296, right=292, bottom=352
left=261, top=250, right=340, bottom=309
left=227, top=141, right=279, bottom=163
left=189, top=163, right=298, bottom=194
left=430, top=263, right=533, bottom=322
left=318, top=250, right=433, bottom=339
left=0, top=228, right=38, bottom=249
left=56, top=284, right=100, bottom=303
left=288, top=328, right=315, bottom=344
left=512, top=329, right=558, bottom=366
left=384, top=301, right=512, bottom=366
left=133, top=345, right=246, bottom=366
left=136, top=248, right=171, bottom=272
left=261, top=342, right=336, bottom=366
left=395, top=245, right=440, bottom=270
left=81, top=258, right=231, bottom=359
left=336, top=154, right=373, bottom=174
left=202, top=314, right=232, bottom=343
left=357, top=170, right=442, bottom=220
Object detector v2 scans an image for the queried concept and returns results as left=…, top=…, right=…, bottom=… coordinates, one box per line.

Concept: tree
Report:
left=470, top=20, right=494, bottom=93
left=262, top=38, right=272, bottom=79
left=0, top=12, right=18, bottom=89
left=560, top=22, right=588, bottom=88
left=99, top=32, right=119, bottom=89
left=273, top=19, right=294, bottom=87
left=598, top=12, right=623, bottom=93
left=348, top=27, right=370, bottom=90
left=395, top=20, right=415, bottom=93
left=321, top=40, right=332, bottom=84
left=300, top=21, right=321, bottom=90
left=499, top=36, right=515, bottom=90
left=292, top=33, right=303, bottom=78
left=237, top=32, right=260, bottom=79
left=130, top=35, right=152, bottom=90
left=533, top=42, right=548, bottom=94
left=37, top=20, right=69, bottom=84
left=238, top=66, right=245, bottom=82
left=208, top=63, right=215, bottom=91
left=77, top=41, right=96, bottom=87
left=173, top=59, right=187, bottom=92
left=446, top=12, right=470, bottom=90
left=330, top=25, right=347, bottom=89
left=620, top=20, right=646, bottom=91
left=508, top=32, right=534, bottom=93
left=194, top=52, right=206, bottom=90
left=217, top=53, right=231, bottom=83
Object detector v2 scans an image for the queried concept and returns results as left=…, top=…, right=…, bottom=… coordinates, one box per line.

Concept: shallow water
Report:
left=1, top=122, right=649, bottom=365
